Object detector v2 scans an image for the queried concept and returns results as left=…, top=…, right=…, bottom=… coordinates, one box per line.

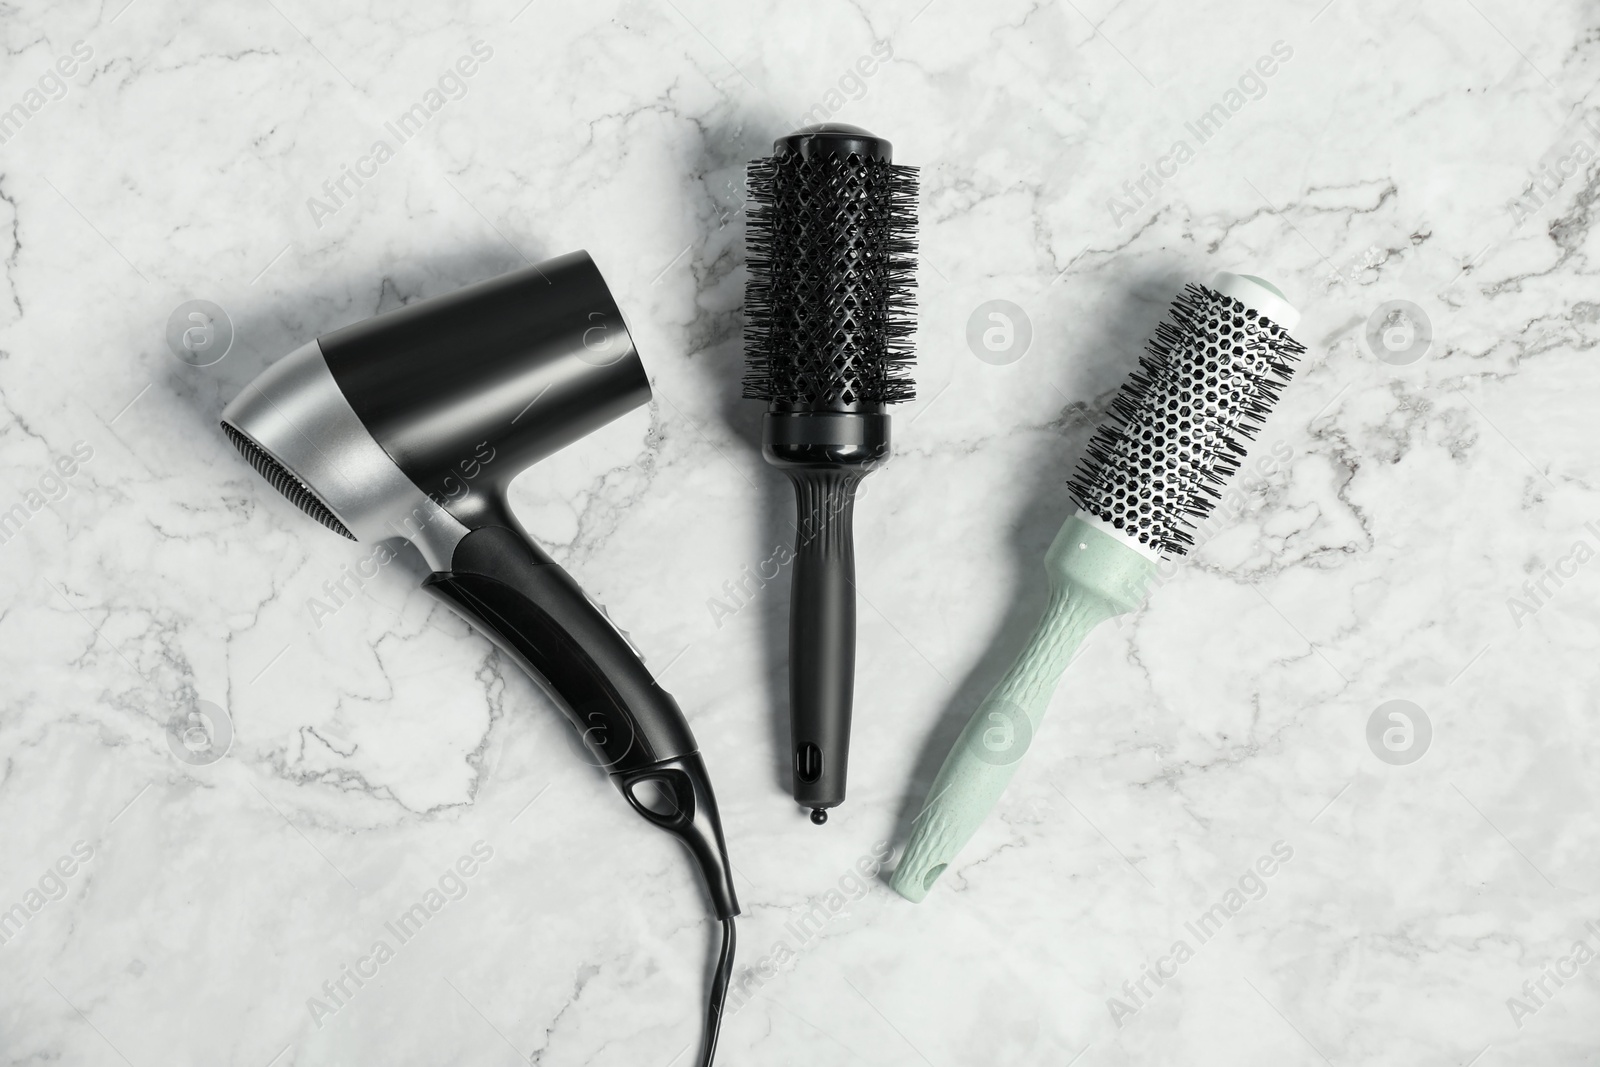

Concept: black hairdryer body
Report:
left=222, top=253, right=737, bottom=1061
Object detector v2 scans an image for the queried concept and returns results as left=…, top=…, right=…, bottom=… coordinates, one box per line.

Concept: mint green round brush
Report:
left=891, top=273, right=1305, bottom=903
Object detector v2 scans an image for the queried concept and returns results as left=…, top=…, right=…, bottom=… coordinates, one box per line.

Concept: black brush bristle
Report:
left=742, top=135, right=918, bottom=408
left=1067, top=284, right=1305, bottom=556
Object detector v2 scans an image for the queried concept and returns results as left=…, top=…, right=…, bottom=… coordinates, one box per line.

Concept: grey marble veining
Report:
left=1, top=0, right=1598, bottom=1064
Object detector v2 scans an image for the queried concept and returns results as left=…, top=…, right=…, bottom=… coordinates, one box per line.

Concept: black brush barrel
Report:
left=742, top=125, right=917, bottom=410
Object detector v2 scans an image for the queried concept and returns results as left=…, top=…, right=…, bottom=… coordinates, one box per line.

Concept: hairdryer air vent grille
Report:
left=222, top=422, right=355, bottom=540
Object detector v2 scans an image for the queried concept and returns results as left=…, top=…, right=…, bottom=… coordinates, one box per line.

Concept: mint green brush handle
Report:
left=890, top=514, right=1157, bottom=902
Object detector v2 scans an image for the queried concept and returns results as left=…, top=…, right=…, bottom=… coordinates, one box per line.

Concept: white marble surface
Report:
left=2, top=0, right=1599, bottom=1064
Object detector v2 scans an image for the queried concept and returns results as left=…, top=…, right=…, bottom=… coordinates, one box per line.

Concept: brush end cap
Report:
left=776, top=123, right=893, bottom=162
left=1211, top=272, right=1301, bottom=333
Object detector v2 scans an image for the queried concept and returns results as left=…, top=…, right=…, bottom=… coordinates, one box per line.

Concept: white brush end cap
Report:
left=1211, top=272, right=1300, bottom=334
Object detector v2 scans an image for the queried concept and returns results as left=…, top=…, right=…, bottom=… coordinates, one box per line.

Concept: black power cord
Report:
left=697, top=917, right=737, bottom=1067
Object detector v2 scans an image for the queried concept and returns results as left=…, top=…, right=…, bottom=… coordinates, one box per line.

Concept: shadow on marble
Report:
left=694, top=117, right=805, bottom=799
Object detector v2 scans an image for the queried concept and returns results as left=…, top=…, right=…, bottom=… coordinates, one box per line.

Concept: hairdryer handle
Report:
left=423, top=524, right=738, bottom=919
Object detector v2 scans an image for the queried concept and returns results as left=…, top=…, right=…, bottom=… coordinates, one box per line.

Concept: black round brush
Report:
left=743, top=123, right=918, bottom=824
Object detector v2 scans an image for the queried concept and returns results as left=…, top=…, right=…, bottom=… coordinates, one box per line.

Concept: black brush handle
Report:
left=762, top=410, right=890, bottom=823
left=423, top=522, right=738, bottom=919
left=786, top=469, right=862, bottom=817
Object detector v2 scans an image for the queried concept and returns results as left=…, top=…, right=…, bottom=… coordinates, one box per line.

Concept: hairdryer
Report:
left=221, top=251, right=738, bottom=1065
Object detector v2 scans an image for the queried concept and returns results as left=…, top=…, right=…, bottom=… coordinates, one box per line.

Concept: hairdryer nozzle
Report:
left=221, top=422, right=354, bottom=540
